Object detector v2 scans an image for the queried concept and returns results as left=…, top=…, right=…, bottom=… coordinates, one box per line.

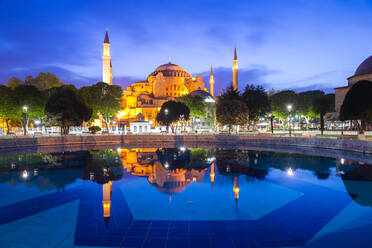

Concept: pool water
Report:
left=0, top=147, right=372, bottom=248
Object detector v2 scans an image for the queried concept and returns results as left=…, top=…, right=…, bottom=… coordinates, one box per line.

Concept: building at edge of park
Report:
left=333, top=56, right=372, bottom=119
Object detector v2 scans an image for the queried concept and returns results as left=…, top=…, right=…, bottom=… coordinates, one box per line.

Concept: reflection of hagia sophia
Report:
left=101, top=30, right=238, bottom=123
left=118, top=148, right=211, bottom=195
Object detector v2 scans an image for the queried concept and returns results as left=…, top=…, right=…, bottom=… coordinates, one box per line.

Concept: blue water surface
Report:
left=0, top=147, right=371, bottom=248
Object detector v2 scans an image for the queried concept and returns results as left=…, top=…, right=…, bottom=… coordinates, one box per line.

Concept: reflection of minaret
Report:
left=102, top=181, right=112, bottom=228
left=102, top=29, right=112, bottom=85
left=233, top=176, right=239, bottom=210
left=209, top=65, right=214, bottom=97
left=232, top=47, right=238, bottom=91
left=210, top=161, right=215, bottom=191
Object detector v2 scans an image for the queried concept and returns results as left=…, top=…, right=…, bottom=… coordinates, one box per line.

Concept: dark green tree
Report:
left=24, top=72, right=64, bottom=90
left=0, top=86, right=18, bottom=133
left=219, top=85, right=241, bottom=101
left=270, top=90, right=297, bottom=121
left=241, top=84, right=270, bottom=123
left=313, top=94, right=334, bottom=135
left=176, top=94, right=206, bottom=130
left=6, top=77, right=23, bottom=89
left=45, top=86, right=92, bottom=135
left=13, top=85, right=48, bottom=132
left=340, top=80, right=372, bottom=134
left=296, top=90, right=325, bottom=124
left=156, top=101, right=190, bottom=133
left=79, top=82, right=123, bottom=132
left=216, top=99, right=249, bottom=134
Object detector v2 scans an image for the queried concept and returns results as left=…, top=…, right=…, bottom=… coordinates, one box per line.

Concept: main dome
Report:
left=354, top=56, right=372, bottom=76
left=149, top=62, right=191, bottom=78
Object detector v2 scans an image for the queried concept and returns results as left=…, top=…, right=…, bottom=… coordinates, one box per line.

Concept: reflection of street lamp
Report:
left=22, top=106, right=28, bottom=136
left=164, top=109, right=169, bottom=115
left=287, top=105, right=292, bottom=137
left=268, top=114, right=274, bottom=134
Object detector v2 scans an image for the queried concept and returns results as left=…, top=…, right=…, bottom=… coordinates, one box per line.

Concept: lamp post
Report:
left=164, top=109, right=169, bottom=133
left=268, top=114, right=274, bottom=134
left=287, top=104, right=292, bottom=137
left=22, top=106, right=28, bottom=136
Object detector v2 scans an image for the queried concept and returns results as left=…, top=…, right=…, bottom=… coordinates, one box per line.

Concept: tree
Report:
left=0, top=86, right=18, bottom=133
left=216, top=100, right=249, bottom=134
left=270, top=90, right=297, bottom=121
left=6, top=77, right=23, bottom=89
left=340, top=80, right=372, bottom=134
left=176, top=94, right=206, bottom=130
left=13, top=85, right=48, bottom=132
left=241, top=84, right=270, bottom=123
left=156, top=101, right=190, bottom=133
left=296, top=90, right=325, bottom=124
left=219, top=85, right=241, bottom=101
left=24, top=72, right=64, bottom=90
left=79, top=82, right=123, bottom=132
left=45, top=86, right=92, bottom=135
left=313, top=94, right=334, bottom=135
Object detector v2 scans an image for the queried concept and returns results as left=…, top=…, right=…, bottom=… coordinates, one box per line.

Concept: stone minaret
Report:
left=209, top=64, right=214, bottom=97
left=102, top=29, right=112, bottom=85
left=232, top=47, right=238, bottom=91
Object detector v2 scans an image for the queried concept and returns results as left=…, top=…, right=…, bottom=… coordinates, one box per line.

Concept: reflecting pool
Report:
left=0, top=147, right=372, bottom=247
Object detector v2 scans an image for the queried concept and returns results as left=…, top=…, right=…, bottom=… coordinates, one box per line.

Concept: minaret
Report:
left=210, top=161, right=215, bottom=191
left=102, top=29, right=112, bottom=85
left=209, top=65, right=214, bottom=97
left=110, top=60, right=113, bottom=85
left=102, top=181, right=112, bottom=227
left=233, top=176, right=239, bottom=211
left=232, top=47, right=238, bottom=91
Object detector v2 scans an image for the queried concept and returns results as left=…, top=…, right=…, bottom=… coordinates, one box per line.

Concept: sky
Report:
left=1, top=0, right=372, bottom=94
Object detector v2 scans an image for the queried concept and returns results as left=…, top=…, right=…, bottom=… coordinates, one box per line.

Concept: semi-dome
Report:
left=190, top=89, right=215, bottom=102
left=190, top=89, right=212, bottom=98
left=354, top=56, right=372, bottom=76
left=149, top=62, right=191, bottom=78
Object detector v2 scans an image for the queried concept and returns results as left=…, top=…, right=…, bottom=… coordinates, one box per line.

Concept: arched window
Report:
left=166, top=83, right=188, bottom=97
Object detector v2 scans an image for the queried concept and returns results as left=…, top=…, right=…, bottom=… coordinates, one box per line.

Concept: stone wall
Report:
left=1, top=135, right=372, bottom=154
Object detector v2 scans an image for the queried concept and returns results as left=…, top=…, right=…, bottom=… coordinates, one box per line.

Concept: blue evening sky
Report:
left=1, top=0, right=372, bottom=93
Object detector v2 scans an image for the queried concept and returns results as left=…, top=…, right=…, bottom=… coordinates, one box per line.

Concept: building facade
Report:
left=334, top=56, right=372, bottom=119
left=101, top=30, right=239, bottom=124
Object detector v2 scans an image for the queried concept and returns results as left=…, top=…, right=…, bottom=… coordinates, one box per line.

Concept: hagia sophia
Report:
left=101, top=30, right=238, bottom=124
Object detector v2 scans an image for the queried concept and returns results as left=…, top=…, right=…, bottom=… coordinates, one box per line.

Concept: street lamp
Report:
left=268, top=114, right=274, bottom=134
left=287, top=104, right=292, bottom=137
left=164, top=109, right=169, bottom=115
left=22, top=106, right=28, bottom=136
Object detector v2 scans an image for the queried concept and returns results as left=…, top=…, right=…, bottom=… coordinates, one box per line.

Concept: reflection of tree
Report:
left=83, top=149, right=124, bottom=184
left=0, top=169, right=83, bottom=192
left=216, top=149, right=336, bottom=180
left=0, top=149, right=124, bottom=191
left=156, top=148, right=212, bottom=170
left=341, top=165, right=372, bottom=208
left=216, top=149, right=268, bottom=181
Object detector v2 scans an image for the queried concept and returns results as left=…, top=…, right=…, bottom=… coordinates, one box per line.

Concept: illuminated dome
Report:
left=149, top=62, right=191, bottom=78
left=354, top=56, right=372, bottom=76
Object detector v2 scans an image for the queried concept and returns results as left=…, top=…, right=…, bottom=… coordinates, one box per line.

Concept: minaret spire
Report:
left=102, top=29, right=112, bottom=84
left=104, top=28, right=110, bottom=44
left=209, top=64, right=215, bottom=97
left=169, top=56, right=171, bottom=64
left=232, top=47, right=238, bottom=91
